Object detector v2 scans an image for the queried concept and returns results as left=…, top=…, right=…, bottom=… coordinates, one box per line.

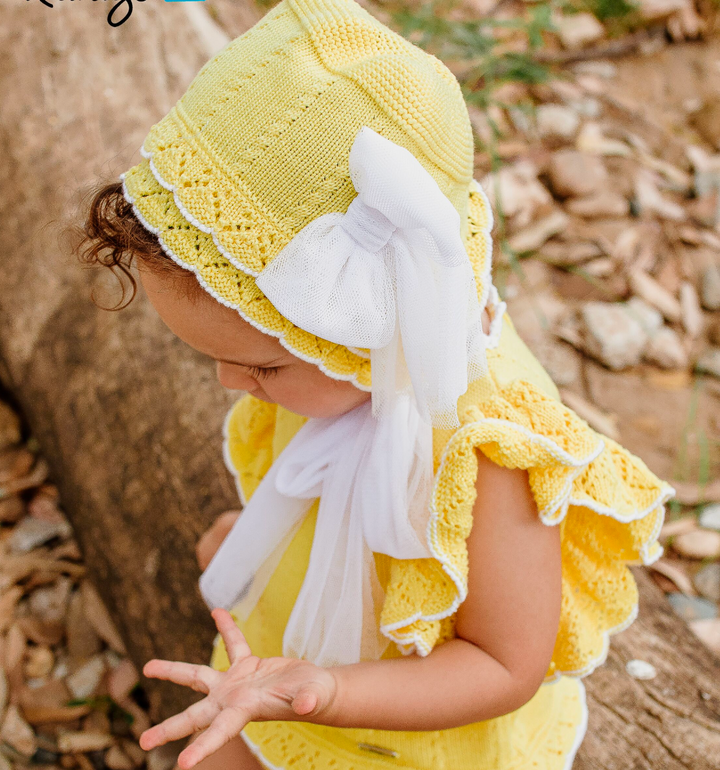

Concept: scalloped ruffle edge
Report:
left=379, top=380, right=675, bottom=681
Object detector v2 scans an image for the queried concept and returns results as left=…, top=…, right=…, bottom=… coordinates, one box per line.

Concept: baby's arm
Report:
left=321, top=449, right=562, bottom=729
left=142, top=450, right=561, bottom=767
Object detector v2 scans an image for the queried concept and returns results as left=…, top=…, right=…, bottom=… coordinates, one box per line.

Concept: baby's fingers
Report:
left=176, top=706, right=252, bottom=770
left=139, top=698, right=219, bottom=752
left=211, top=608, right=252, bottom=664
left=143, top=660, right=221, bottom=694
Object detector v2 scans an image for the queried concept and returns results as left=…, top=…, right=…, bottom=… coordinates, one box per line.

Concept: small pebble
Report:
left=667, top=592, right=719, bottom=622
left=626, top=659, right=657, bottom=680
left=9, top=516, right=72, bottom=553
left=672, top=529, right=720, bottom=559
left=694, top=563, right=720, bottom=603
left=699, top=503, right=720, bottom=531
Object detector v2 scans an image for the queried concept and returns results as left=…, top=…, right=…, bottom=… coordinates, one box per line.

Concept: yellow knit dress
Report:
left=206, top=188, right=672, bottom=770
left=116, top=1, right=674, bottom=765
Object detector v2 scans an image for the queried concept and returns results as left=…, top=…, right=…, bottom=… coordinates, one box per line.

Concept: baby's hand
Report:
left=139, top=608, right=337, bottom=769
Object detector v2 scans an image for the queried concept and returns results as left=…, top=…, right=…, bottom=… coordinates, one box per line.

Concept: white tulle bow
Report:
left=256, top=126, right=488, bottom=429
left=199, top=393, right=434, bottom=667
left=199, top=127, right=492, bottom=668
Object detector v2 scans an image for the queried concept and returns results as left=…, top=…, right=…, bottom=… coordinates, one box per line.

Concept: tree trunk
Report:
left=0, top=2, right=718, bottom=765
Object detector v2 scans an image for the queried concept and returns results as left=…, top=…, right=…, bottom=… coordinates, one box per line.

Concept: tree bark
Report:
left=0, top=1, right=718, bottom=765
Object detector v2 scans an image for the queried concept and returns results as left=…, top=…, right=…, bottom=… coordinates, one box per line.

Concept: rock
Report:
left=122, top=699, right=151, bottom=740
left=673, top=529, right=720, bottom=559
left=0, top=704, right=37, bottom=757
left=699, top=504, right=720, bottom=531
left=573, top=60, right=617, bottom=79
left=645, top=327, right=688, bottom=369
left=81, top=582, right=127, bottom=655
left=66, top=654, right=106, bottom=699
left=84, top=708, right=112, bottom=733
left=691, top=100, right=720, bottom=150
left=634, top=168, right=686, bottom=220
left=28, top=576, right=73, bottom=624
left=24, top=645, right=55, bottom=679
left=8, top=516, right=73, bottom=554
left=709, top=318, right=720, bottom=347
left=689, top=618, right=720, bottom=654
left=16, top=615, right=64, bottom=646
left=577, top=122, right=632, bottom=156
left=628, top=270, right=682, bottom=322
left=534, top=341, right=583, bottom=387
left=0, top=495, right=25, bottom=523
left=639, top=0, right=690, bottom=20
left=66, top=590, right=103, bottom=665
left=585, top=257, right=616, bottom=277
left=105, top=745, right=136, bottom=770
left=580, top=302, right=648, bottom=370
left=120, top=740, right=146, bottom=768
left=0, top=401, right=21, bottom=452
left=538, top=240, right=603, bottom=266
left=547, top=150, right=608, bottom=198
left=624, top=297, right=664, bottom=337
left=57, top=731, right=115, bottom=753
left=661, top=516, right=698, bottom=540
left=701, top=264, right=720, bottom=310
left=536, top=104, right=580, bottom=139
left=508, top=210, right=570, bottom=253
left=0, top=448, right=35, bottom=484
left=557, top=12, right=605, bottom=49
left=696, top=347, right=720, bottom=378
left=107, top=659, right=139, bottom=704
left=668, top=594, right=719, bottom=623
left=0, top=587, right=23, bottom=634
left=481, top=161, right=552, bottom=229
left=694, top=563, right=720, bottom=603
left=565, top=190, right=629, bottom=218
left=680, top=281, right=704, bottom=337
left=625, top=659, right=657, bottom=680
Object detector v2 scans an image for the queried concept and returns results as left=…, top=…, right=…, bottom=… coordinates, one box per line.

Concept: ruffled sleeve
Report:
left=380, top=316, right=674, bottom=681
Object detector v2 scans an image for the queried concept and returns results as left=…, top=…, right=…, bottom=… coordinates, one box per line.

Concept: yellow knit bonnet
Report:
left=120, top=0, right=494, bottom=389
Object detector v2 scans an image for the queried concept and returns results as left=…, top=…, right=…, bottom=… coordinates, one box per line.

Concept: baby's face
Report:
left=138, top=267, right=371, bottom=418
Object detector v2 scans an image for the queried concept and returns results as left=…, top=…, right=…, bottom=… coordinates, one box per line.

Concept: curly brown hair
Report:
left=75, top=181, right=198, bottom=310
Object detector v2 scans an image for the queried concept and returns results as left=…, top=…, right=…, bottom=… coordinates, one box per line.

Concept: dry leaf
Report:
left=649, top=560, right=696, bottom=595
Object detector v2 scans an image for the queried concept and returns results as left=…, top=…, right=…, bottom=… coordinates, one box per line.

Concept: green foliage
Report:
left=390, top=0, right=556, bottom=109
left=585, top=0, right=637, bottom=21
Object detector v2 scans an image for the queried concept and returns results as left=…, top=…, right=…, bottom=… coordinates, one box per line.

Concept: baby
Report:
left=78, top=1, right=673, bottom=768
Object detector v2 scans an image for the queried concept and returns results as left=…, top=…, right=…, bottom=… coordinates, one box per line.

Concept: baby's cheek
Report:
left=269, top=369, right=367, bottom=418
